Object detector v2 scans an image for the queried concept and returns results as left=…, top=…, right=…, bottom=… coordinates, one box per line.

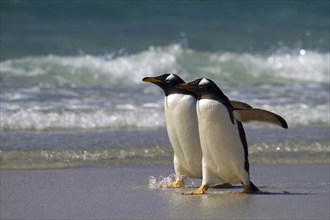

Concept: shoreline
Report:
left=1, top=126, right=329, bottom=170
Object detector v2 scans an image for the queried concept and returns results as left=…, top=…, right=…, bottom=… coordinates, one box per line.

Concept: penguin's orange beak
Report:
left=142, top=77, right=162, bottom=83
left=177, top=83, right=196, bottom=89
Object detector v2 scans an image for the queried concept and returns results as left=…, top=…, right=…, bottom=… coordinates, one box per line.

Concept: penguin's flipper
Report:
left=233, top=108, right=288, bottom=129
left=230, top=100, right=253, bottom=109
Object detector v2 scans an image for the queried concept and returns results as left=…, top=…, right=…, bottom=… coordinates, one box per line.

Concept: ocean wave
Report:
left=206, top=49, right=329, bottom=83
left=1, top=141, right=328, bottom=170
left=1, top=44, right=329, bottom=131
left=0, top=44, right=183, bottom=85
left=0, top=101, right=329, bottom=131
left=1, top=44, right=328, bottom=85
left=0, top=145, right=172, bottom=170
left=0, top=108, right=165, bottom=131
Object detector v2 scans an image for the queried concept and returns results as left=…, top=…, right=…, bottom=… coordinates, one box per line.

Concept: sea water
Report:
left=0, top=1, right=329, bottom=169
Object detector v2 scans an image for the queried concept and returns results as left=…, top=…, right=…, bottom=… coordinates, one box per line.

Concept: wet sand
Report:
left=1, top=163, right=329, bottom=219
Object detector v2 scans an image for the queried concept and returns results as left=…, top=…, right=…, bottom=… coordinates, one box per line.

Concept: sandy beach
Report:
left=1, top=163, right=329, bottom=220
left=1, top=1, right=329, bottom=220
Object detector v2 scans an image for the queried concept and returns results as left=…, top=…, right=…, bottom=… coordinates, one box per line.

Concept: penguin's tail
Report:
left=249, top=181, right=260, bottom=192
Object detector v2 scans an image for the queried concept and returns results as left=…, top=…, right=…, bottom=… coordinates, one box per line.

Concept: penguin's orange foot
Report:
left=227, top=185, right=250, bottom=195
left=165, top=179, right=184, bottom=188
left=243, top=185, right=251, bottom=194
left=181, top=184, right=208, bottom=195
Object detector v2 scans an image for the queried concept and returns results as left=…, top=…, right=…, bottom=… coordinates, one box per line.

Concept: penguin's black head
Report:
left=142, top=74, right=195, bottom=97
left=177, top=78, right=230, bottom=103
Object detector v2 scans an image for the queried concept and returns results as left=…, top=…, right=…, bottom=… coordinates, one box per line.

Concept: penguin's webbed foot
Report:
left=226, top=185, right=251, bottom=195
left=162, top=179, right=183, bottom=188
left=181, top=184, right=208, bottom=195
left=243, top=185, right=251, bottom=194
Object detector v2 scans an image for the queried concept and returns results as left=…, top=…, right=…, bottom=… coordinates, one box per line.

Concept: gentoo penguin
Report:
left=177, top=78, right=287, bottom=194
left=142, top=74, right=256, bottom=188
left=143, top=74, right=202, bottom=187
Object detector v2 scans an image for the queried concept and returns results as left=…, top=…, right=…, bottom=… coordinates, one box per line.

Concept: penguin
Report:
left=143, top=74, right=202, bottom=188
left=142, top=74, right=257, bottom=188
left=177, top=78, right=288, bottom=194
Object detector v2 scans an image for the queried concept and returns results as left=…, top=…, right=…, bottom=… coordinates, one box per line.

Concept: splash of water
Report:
left=148, top=174, right=195, bottom=189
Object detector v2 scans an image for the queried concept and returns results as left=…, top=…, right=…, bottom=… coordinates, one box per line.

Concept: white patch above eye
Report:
left=199, top=78, right=209, bottom=86
left=165, top=74, right=176, bottom=82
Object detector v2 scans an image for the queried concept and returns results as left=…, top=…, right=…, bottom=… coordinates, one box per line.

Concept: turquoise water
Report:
left=1, top=1, right=329, bottom=58
left=0, top=1, right=329, bottom=169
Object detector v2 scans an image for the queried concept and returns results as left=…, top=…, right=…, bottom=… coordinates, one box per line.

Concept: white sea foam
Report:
left=1, top=44, right=329, bottom=131
left=1, top=45, right=328, bottom=85
left=208, top=50, right=329, bottom=83
left=0, top=44, right=183, bottom=84
left=0, top=108, right=166, bottom=131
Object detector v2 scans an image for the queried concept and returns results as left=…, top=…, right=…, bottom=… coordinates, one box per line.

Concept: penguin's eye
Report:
left=198, top=84, right=204, bottom=88
left=165, top=79, right=170, bottom=83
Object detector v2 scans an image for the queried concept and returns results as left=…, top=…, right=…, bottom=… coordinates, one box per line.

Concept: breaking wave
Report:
left=1, top=44, right=329, bottom=131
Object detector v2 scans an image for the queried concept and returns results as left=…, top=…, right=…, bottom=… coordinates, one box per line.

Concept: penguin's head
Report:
left=177, top=78, right=202, bottom=98
left=178, top=78, right=229, bottom=102
left=142, top=74, right=194, bottom=96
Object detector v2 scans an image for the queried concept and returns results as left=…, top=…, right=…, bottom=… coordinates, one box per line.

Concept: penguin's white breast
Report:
left=165, top=94, right=197, bottom=129
left=165, top=94, right=202, bottom=176
left=165, top=94, right=200, bottom=149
